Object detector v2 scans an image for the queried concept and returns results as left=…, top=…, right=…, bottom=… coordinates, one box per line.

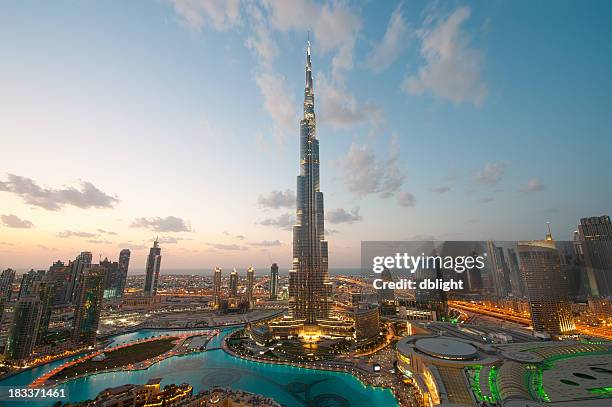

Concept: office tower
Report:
left=506, top=247, right=526, bottom=298
left=0, top=268, right=16, bottom=299
left=100, top=257, right=121, bottom=298
left=213, top=267, right=222, bottom=306
left=67, top=251, right=93, bottom=304
left=246, top=266, right=254, bottom=306
left=269, top=263, right=279, bottom=300
left=288, top=39, right=332, bottom=324
left=517, top=235, right=575, bottom=336
left=117, top=249, right=131, bottom=298
left=354, top=304, right=380, bottom=343
left=486, top=241, right=511, bottom=298
left=72, top=265, right=106, bottom=346
left=144, top=238, right=162, bottom=296
left=36, top=279, right=57, bottom=345
left=45, top=264, right=72, bottom=305
left=229, top=269, right=238, bottom=297
left=18, top=269, right=45, bottom=299
left=578, top=215, right=612, bottom=298
left=416, top=260, right=448, bottom=321
left=4, top=296, right=42, bottom=361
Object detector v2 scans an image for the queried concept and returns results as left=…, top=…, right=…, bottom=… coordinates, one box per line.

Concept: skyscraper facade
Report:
left=0, top=268, right=16, bottom=300
left=269, top=263, right=278, bottom=300
left=68, top=251, right=93, bottom=304
left=117, top=249, right=131, bottom=298
left=578, top=215, right=612, bottom=298
left=72, top=265, right=106, bottom=346
left=487, top=241, right=511, bottom=298
left=213, top=267, right=222, bottom=307
left=144, top=239, right=162, bottom=296
left=229, top=269, right=238, bottom=297
left=4, top=296, right=42, bottom=361
left=246, top=266, right=254, bottom=306
left=517, top=238, right=575, bottom=336
left=288, top=39, right=332, bottom=325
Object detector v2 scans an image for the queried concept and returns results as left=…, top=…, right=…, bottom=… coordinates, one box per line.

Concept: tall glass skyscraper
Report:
left=288, top=40, right=332, bottom=325
left=144, top=238, right=161, bottom=296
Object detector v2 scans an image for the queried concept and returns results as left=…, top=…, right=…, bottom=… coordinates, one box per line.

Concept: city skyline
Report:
left=1, top=0, right=611, bottom=271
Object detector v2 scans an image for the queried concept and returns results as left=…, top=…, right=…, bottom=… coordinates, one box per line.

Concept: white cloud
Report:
left=397, top=191, right=416, bottom=207
left=1, top=214, right=34, bottom=229
left=57, top=230, right=97, bottom=238
left=402, top=6, right=487, bottom=106
left=257, top=189, right=296, bottom=209
left=254, top=71, right=298, bottom=145
left=339, top=135, right=405, bottom=199
left=475, top=162, right=506, bottom=185
left=168, top=0, right=241, bottom=31
left=257, top=212, right=295, bottom=230
left=249, top=240, right=282, bottom=247
left=327, top=207, right=362, bottom=224
left=521, top=178, right=546, bottom=193
left=130, top=216, right=193, bottom=232
left=0, top=173, right=119, bottom=211
left=365, top=3, right=409, bottom=73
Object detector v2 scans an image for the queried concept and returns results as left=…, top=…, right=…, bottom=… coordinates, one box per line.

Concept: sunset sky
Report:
left=1, top=0, right=611, bottom=272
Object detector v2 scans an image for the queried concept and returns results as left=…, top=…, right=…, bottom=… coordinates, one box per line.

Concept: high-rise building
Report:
left=100, top=257, right=121, bottom=298
left=18, top=269, right=45, bottom=299
left=517, top=235, right=575, bottom=336
left=506, top=247, right=526, bottom=298
left=288, top=39, right=332, bottom=324
left=117, top=249, right=131, bottom=298
left=144, top=238, right=162, bottom=296
left=229, top=269, right=238, bottom=297
left=213, top=267, right=222, bottom=307
left=72, top=265, right=106, bottom=346
left=269, top=263, right=279, bottom=300
left=487, top=241, right=511, bottom=298
left=67, top=251, right=93, bottom=304
left=246, top=266, right=254, bottom=306
left=0, top=268, right=16, bottom=300
left=4, top=296, right=42, bottom=361
left=36, top=279, right=57, bottom=345
left=578, top=215, right=612, bottom=298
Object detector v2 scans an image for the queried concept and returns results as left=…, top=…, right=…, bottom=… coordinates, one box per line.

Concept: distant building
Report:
left=18, top=269, right=45, bottom=299
left=117, top=249, right=131, bottom=298
left=144, top=238, right=162, bottom=296
left=354, top=304, right=380, bottom=344
left=229, top=269, right=238, bottom=297
left=578, top=215, right=612, bottom=298
left=487, top=241, right=512, bottom=298
left=517, top=235, right=575, bottom=336
left=213, top=267, right=222, bottom=307
left=4, top=296, right=42, bottom=362
left=246, top=266, right=254, bottom=306
left=72, top=265, right=106, bottom=346
left=0, top=268, right=16, bottom=300
left=269, top=263, right=279, bottom=300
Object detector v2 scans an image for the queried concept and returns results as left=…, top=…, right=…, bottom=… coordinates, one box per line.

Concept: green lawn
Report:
left=51, top=338, right=177, bottom=380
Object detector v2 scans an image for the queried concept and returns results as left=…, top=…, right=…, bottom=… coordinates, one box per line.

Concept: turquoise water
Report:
left=0, top=328, right=397, bottom=406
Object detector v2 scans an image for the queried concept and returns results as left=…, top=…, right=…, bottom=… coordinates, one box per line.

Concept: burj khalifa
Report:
left=288, top=39, right=333, bottom=325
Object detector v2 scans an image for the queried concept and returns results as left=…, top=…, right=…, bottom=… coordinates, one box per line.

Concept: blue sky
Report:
left=1, top=0, right=611, bottom=270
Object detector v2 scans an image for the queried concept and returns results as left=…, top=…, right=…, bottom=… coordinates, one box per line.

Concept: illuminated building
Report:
left=517, top=234, right=575, bottom=336
left=35, top=279, right=57, bottom=345
left=288, top=37, right=332, bottom=324
left=269, top=263, right=278, bottom=300
left=18, top=269, right=45, bottom=299
left=117, top=248, right=131, bottom=298
left=229, top=269, right=238, bottom=297
left=144, top=238, right=162, bottom=296
left=213, top=267, right=222, bottom=307
left=487, top=241, right=512, bottom=298
left=0, top=268, right=16, bottom=299
left=67, top=251, right=92, bottom=304
left=4, top=296, right=42, bottom=362
left=88, top=378, right=192, bottom=406
left=72, top=265, right=106, bottom=346
left=100, top=257, right=121, bottom=299
left=246, top=266, right=254, bottom=306
left=578, top=215, right=612, bottom=298
left=353, top=304, right=380, bottom=344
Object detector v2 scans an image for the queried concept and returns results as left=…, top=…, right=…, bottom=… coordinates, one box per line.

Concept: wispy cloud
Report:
left=475, top=162, right=506, bottom=186
left=327, top=207, right=362, bottom=224
left=248, top=240, right=282, bottom=247
left=520, top=178, right=546, bottom=193
left=57, top=230, right=97, bottom=238
left=1, top=214, right=34, bottom=229
left=257, top=213, right=295, bottom=230
left=257, top=189, right=295, bottom=209
left=97, top=228, right=117, bottom=235
left=168, top=0, right=241, bottom=31
left=402, top=6, right=487, bottom=106
left=130, top=216, right=192, bottom=232
left=118, top=242, right=147, bottom=251
left=430, top=186, right=451, bottom=193
left=207, top=242, right=248, bottom=251
left=397, top=191, right=416, bottom=207
left=0, top=174, right=119, bottom=211
left=365, top=3, right=409, bottom=73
